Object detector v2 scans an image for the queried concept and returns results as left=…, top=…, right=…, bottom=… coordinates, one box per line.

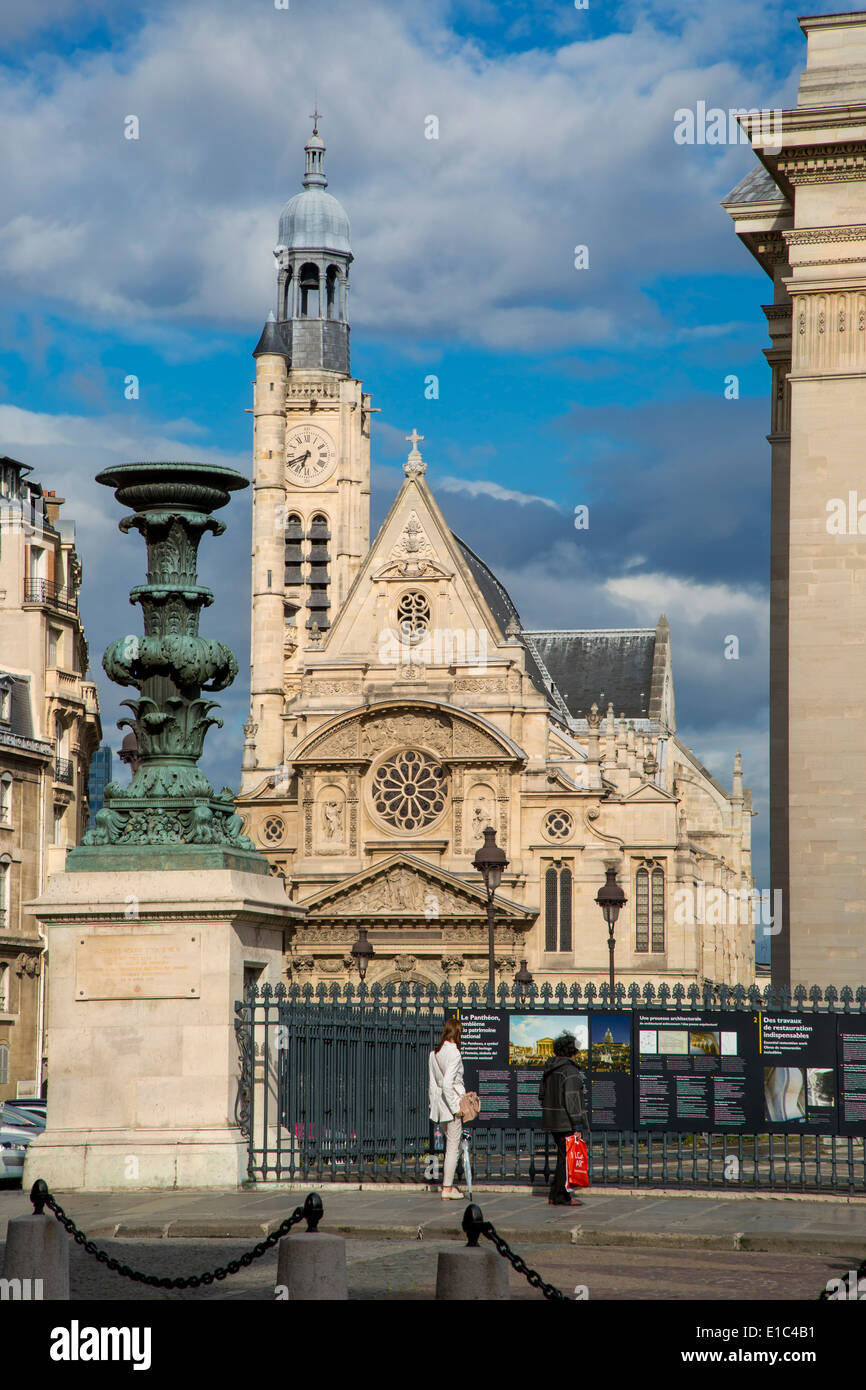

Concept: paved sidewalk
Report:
left=2, top=1184, right=865, bottom=1256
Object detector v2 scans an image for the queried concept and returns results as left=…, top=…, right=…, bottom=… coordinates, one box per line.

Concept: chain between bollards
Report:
left=462, top=1202, right=571, bottom=1301
left=29, top=1179, right=322, bottom=1290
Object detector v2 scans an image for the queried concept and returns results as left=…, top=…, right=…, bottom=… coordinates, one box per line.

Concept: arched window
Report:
left=0, top=856, right=9, bottom=929
left=635, top=867, right=649, bottom=951
left=282, top=267, right=293, bottom=320
left=636, top=864, right=665, bottom=952
left=651, top=866, right=665, bottom=952
left=0, top=963, right=8, bottom=1011
left=0, top=773, right=11, bottom=825
left=544, top=863, right=573, bottom=952
left=0, top=1043, right=8, bottom=1083
left=326, top=265, right=339, bottom=319
left=299, top=263, right=319, bottom=318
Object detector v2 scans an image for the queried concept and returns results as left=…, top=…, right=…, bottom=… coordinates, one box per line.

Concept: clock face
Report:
left=285, top=425, right=336, bottom=487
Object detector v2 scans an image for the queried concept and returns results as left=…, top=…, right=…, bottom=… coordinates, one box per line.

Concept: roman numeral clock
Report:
left=285, top=424, right=337, bottom=487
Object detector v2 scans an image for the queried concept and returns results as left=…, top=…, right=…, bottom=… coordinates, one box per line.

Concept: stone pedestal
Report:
left=23, top=867, right=299, bottom=1191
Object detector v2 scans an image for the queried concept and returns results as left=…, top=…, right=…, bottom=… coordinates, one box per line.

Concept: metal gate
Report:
left=235, top=980, right=866, bottom=1191
left=236, top=984, right=442, bottom=1182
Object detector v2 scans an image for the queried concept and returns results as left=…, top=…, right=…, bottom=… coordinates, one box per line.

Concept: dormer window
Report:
left=0, top=679, right=11, bottom=723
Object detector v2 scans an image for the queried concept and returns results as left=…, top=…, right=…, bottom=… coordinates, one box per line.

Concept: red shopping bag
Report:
left=565, top=1132, right=589, bottom=1190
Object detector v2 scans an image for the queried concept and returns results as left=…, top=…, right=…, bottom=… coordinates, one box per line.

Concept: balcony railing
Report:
left=24, top=578, right=78, bottom=615
left=54, top=757, right=74, bottom=785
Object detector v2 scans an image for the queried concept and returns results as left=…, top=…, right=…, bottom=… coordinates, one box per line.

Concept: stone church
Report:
left=236, top=123, right=754, bottom=991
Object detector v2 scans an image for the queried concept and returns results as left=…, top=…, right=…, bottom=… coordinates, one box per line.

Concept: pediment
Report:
left=622, top=781, right=675, bottom=803
left=302, top=852, right=534, bottom=921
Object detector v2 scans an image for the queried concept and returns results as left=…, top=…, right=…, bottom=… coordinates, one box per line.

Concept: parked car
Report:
left=0, top=1104, right=45, bottom=1185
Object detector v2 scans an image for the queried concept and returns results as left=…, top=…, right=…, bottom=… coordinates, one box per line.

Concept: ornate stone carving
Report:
left=454, top=677, right=507, bottom=693
left=452, top=721, right=505, bottom=759
left=307, top=720, right=359, bottom=759
left=313, top=680, right=361, bottom=696
left=317, top=956, right=354, bottom=974
left=15, top=952, right=41, bottom=978
left=320, top=865, right=479, bottom=917
left=440, top=955, right=464, bottom=979
left=392, top=511, right=434, bottom=562
left=361, top=711, right=451, bottom=756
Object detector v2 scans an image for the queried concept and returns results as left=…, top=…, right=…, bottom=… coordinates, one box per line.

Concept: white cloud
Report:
left=603, top=571, right=766, bottom=626
left=437, top=475, right=560, bottom=509
left=0, top=0, right=798, bottom=351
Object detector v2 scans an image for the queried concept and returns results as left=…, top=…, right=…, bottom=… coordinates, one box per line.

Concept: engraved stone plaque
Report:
left=75, top=933, right=201, bottom=1000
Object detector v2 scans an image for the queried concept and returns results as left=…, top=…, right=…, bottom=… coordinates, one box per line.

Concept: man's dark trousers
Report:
left=550, top=1132, right=569, bottom=1201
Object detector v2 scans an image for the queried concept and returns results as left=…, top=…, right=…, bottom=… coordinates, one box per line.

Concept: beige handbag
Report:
left=458, top=1091, right=481, bottom=1122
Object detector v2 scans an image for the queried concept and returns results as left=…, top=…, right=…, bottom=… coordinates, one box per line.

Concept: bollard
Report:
left=435, top=1203, right=509, bottom=1300
left=435, top=1248, right=509, bottom=1300
left=274, top=1192, right=347, bottom=1300
left=2, top=1183, right=69, bottom=1300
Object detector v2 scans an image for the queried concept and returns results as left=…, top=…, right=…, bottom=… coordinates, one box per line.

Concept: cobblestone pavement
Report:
left=0, top=1235, right=842, bottom=1301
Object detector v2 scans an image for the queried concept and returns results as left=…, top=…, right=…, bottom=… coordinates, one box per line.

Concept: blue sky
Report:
left=0, top=0, right=832, bottom=959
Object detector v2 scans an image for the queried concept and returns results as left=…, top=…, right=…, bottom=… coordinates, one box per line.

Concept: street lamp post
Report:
left=350, top=926, right=374, bottom=982
left=595, top=865, right=627, bottom=999
left=473, top=826, right=509, bottom=1001
left=514, top=959, right=534, bottom=1000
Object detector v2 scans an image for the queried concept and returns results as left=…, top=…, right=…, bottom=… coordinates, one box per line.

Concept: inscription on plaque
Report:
left=75, top=933, right=201, bottom=1000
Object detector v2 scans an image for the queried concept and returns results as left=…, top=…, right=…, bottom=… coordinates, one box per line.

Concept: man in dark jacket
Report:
left=539, top=1032, right=589, bottom=1205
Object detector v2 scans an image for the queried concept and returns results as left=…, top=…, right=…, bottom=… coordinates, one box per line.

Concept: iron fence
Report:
left=235, top=980, right=866, bottom=1193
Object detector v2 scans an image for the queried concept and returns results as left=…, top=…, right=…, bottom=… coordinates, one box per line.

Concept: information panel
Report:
left=837, top=1015, right=866, bottom=1137
left=447, top=1007, right=866, bottom=1135
left=757, top=1011, right=838, bottom=1134
left=635, top=1009, right=754, bottom=1131
left=456, top=1008, right=633, bottom=1130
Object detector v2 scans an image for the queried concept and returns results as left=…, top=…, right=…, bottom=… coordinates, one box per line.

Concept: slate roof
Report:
left=0, top=671, right=42, bottom=744
left=521, top=629, right=656, bottom=721
left=722, top=165, right=785, bottom=207
left=452, top=535, right=556, bottom=705
left=252, top=315, right=291, bottom=359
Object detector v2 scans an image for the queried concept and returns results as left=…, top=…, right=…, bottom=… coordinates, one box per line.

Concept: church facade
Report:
left=237, top=125, right=754, bottom=992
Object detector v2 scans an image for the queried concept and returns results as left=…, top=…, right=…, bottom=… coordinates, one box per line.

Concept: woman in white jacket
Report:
left=429, top=1017, right=466, bottom=1199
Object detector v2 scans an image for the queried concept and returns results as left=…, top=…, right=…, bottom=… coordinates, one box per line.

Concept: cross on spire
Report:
left=404, top=428, right=427, bottom=477
left=310, top=106, right=322, bottom=134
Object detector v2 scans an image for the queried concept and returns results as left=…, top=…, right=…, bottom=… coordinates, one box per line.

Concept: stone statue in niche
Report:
left=322, top=800, right=344, bottom=843
left=471, top=799, right=494, bottom=840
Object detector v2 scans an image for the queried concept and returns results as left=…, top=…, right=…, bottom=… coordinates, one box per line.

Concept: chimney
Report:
left=43, top=491, right=66, bottom=528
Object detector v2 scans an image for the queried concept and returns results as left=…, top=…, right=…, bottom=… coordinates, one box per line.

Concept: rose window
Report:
left=543, top=809, right=573, bottom=842
left=397, top=591, right=430, bottom=644
left=371, top=749, right=447, bottom=831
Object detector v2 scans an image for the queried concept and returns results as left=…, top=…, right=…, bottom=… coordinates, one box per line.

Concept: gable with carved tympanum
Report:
left=300, top=853, right=534, bottom=924
left=295, top=702, right=521, bottom=767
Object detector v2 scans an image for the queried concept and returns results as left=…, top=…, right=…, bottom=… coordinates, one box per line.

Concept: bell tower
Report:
left=247, top=116, right=371, bottom=781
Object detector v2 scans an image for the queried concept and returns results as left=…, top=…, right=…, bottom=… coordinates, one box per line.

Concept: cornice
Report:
left=784, top=224, right=866, bottom=245
left=777, top=142, right=866, bottom=183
